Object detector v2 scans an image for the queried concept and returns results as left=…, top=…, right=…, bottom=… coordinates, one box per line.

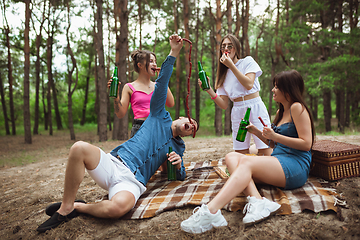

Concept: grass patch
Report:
left=1, top=152, right=39, bottom=167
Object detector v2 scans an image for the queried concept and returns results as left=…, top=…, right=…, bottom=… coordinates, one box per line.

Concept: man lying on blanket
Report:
left=37, top=34, right=198, bottom=233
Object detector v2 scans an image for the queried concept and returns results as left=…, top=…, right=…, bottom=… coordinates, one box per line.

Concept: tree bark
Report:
left=66, top=1, right=79, bottom=140
left=5, top=27, right=16, bottom=135
left=242, top=0, right=250, bottom=57
left=105, top=3, right=112, bottom=131
left=337, top=90, right=345, bottom=133
left=234, top=0, right=241, bottom=38
left=0, top=73, right=10, bottom=135
left=183, top=0, right=192, bottom=116
left=214, top=0, right=223, bottom=136
left=113, top=0, right=129, bottom=140
left=323, top=90, right=332, bottom=132
left=95, top=0, right=108, bottom=142
left=92, top=11, right=100, bottom=135
left=80, top=59, right=92, bottom=125
left=309, top=95, right=318, bottom=121
left=46, top=35, right=53, bottom=136
left=268, top=0, right=281, bottom=119
left=224, top=0, right=233, bottom=135
left=174, top=0, right=181, bottom=119
left=52, top=76, right=63, bottom=130
left=33, top=2, right=46, bottom=135
left=24, top=0, right=32, bottom=144
left=194, top=3, right=200, bottom=124
left=137, top=0, right=142, bottom=49
left=33, top=34, right=41, bottom=135
left=42, top=65, right=48, bottom=130
left=336, top=0, right=345, bottom=133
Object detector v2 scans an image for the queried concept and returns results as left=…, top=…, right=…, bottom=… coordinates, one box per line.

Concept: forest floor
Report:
left=0, top=131, right=360, bottom=239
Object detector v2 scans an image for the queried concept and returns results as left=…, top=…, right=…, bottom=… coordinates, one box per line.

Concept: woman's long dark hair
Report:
left=272, top=70, right=315, bottom=147
left=215, top=34, right=241, bottom=89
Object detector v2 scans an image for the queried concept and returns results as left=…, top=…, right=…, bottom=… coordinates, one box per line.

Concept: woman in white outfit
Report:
left=199, top=34, right=272, bottom=156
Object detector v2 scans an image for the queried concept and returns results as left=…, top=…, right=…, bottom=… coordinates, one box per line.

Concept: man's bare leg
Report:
left=57, top=141, right=101, bottom=216
left=75, top=191, right=135, bottom=218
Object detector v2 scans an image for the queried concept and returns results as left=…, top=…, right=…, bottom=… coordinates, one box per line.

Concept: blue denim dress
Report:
left=271, top=122, right=312, bottom=190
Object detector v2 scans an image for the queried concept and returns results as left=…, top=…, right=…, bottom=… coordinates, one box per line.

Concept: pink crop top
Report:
left=126, top=83, right=154, bottom=119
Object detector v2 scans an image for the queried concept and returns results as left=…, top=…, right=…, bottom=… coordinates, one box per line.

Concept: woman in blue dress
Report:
left=181, top=70, right=315, bottom=234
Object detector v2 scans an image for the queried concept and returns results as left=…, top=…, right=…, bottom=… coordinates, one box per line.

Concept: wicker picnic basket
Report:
left=310, top=140, right=360, bottom=181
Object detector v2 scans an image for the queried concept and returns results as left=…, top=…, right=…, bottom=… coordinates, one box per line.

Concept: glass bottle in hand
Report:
left=236, top=107, right=251, bottom=142
left=167, top=146, right=177, bottom=181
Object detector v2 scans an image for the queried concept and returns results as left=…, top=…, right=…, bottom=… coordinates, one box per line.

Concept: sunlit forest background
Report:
left=0, top=0, right=359, bottom=144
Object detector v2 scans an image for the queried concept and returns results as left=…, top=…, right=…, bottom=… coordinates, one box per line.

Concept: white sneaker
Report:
left=242, top=196, right=281, bottom=226
left=181, top=204, right=228, bottom=234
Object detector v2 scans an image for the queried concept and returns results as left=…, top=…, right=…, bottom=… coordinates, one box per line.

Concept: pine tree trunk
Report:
left=174, top=0, right=181, bottom=119
left=24, top=0, right=32, bottom=144
left=5, top=27, right=16, bottom=135
left=214, top=0, right=223, bottom=136
left=80, top=59, right=92, bottom=125
left=32, top=0, right=46, bottom=135
left=113, top=0, right=129, bottom=140
left=52, top=81, right=63, bottom=130
left=0, top=73, right=10, bottom=135
left=95, top=0, right=108, bottom=142
left=33, top=34, right=41, bottom=135
left=345, top=85, right=351, bottom=127
left=47, top=35, right=53, bottom=136
left=242, top=0, right=250, bottom=56
left=224, top=0, right=233, bottom=135
left=42, top=69, right=48, bottom=130
left=323, top=90, right=332, bottom=132
left=66, top=1, right=79, bottom=140
left=337, top=90, right=345, bottom=133
left=194, top=5, right=200, bottom=124
left=183, top=0, right=192, bottom=117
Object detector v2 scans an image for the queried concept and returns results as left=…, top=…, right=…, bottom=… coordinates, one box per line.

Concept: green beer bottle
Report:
left=109, top=67, right=119, bottom=98
left=167, top=146, right=177, bottom=181
left=198, top=61, right=210, bottom=90
left=236, top=108, right=251, bottom=142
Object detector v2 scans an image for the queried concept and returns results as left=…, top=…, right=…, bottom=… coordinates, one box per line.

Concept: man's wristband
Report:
left=211, top=93, right=218, bottom=100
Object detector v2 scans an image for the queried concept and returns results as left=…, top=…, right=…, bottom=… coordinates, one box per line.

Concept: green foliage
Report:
left=1, top=0, right=360, bottom=138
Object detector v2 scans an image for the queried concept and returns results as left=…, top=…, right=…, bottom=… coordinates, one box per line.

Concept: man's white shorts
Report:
left=87, top=148, right=146, bottom=205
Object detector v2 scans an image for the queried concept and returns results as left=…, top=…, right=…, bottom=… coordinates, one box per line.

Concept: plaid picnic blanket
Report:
left=122, top=160, right=339, bottom=220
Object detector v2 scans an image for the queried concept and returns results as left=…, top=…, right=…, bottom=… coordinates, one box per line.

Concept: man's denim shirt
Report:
left=110, top=56, right=186, bottom=186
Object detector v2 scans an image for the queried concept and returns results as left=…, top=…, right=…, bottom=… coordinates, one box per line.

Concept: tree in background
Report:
left=113, top=0, right=129, bottom=140
left=24, top=0, right=31, bottom=143
left=194, top=0, right=200, bottom=125
left=174, top=0, right=182, bottom=119
left=183, top=0, right=191, bottom=115
left=1, top=0, right=359, bottom=138
left=66, top=0, right=79, bottom=140
left=32, top=0, right=47, bottom=135
left=224, top=0, right=233, bottom=135
left=95, top=0, right=108, bottom=142
left=0, top=73, right=10, bottom=135
left=2, top=0, right=16, bottom=135
left=209, top=0, right=223, bottom=136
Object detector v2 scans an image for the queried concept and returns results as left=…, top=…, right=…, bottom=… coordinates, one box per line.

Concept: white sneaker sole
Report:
left=181, top=218, right=228, bottom=234
left=243, top=204, right=281, bottom=227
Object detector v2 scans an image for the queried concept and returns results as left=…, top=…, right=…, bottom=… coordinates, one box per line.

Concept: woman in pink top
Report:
left=108, top=50, right=175, bottom=138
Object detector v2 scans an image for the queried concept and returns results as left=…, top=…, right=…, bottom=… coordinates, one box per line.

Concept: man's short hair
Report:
left=191, top=118, right=199, bottom=132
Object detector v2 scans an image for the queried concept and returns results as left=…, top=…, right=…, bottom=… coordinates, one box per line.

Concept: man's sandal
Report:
left=37, top=210, right=79, bottom=233
left=45, top=199, right=86, bottom=216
